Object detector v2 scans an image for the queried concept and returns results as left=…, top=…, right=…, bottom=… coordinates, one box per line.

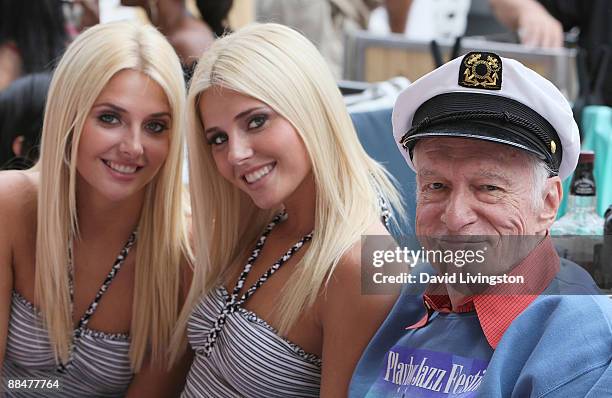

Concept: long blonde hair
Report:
left=179, top=23, right=403, bottom=342
left=34, top=22, right=190, bottom=370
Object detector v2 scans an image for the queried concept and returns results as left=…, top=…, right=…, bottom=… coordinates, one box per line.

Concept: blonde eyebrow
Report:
left=92, top=102, right=171, bottom=119
left=204, top=106, right=268, bottom=135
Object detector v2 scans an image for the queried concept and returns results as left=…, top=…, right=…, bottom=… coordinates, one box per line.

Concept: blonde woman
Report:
left=177, top=23, right=404, bottom=397
left=0, top=22, right=192, bottom=397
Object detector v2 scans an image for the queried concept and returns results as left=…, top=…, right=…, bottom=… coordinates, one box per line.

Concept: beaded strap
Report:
left=378, top=195, right=391, bottom=228
left=199, top=212, right=313, bottom=357
left=57, top=231, right=137, bottom=373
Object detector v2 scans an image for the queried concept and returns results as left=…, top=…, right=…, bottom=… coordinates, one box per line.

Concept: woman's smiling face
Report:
left=199, top=86, right=312, bottom=210
left=76, top=69, right=171, bottom=204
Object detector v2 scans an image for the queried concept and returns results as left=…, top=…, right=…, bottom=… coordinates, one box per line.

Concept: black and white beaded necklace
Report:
left=56, top=231, right=137, bottom=373
left=199, top=211, right=313, bottom=357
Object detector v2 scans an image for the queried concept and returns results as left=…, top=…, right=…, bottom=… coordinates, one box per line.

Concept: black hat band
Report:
left=399, top=92, right=562, bottom=174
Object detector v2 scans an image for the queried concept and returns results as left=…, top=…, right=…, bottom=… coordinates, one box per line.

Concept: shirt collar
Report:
left=406, top=236, right=560, bottom=349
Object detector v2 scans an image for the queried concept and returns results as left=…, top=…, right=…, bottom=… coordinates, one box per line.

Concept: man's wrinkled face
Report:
left=412, top=137, right=561, bottom=276
left=413, top=137, right=552, bottom=237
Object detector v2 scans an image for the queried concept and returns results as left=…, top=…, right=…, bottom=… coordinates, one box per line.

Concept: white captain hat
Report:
left=392, top=51, right=580, bottom=180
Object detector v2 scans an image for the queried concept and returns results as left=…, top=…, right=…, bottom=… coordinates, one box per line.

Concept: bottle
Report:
left=598, top=206, right=612, bottom=289
left=551, top=151, right=604, bottom=273
left=605, top=206, right=612, bottom=235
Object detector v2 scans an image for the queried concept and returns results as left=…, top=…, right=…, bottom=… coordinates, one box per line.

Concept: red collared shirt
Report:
left=406, top=236, right=560, bottom=349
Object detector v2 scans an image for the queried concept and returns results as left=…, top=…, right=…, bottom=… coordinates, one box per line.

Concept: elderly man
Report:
left=349, top=52, right=612, bottom=397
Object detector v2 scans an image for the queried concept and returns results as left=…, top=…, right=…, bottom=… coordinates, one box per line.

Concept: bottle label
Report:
left=571, top=177, right=595, bottom=196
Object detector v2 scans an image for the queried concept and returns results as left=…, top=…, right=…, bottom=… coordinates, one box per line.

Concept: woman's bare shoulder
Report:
left=326, top=221, right=391, bottom=281
left=0, top=170, right=38, bottom=220
left=0, top=170, right=38, bottom=274
left=365, top=220, right=391, bottom=236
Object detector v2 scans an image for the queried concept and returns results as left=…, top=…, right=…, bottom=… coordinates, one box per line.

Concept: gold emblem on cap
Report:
left=550, top=140, right=556, bottom=154
left=460, top=53, right=502, bottom=90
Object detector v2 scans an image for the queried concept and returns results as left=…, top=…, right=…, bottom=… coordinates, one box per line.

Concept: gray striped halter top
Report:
left=182, top=213, right=321, bottom=398
left=2, top=233, right=136, bottom=397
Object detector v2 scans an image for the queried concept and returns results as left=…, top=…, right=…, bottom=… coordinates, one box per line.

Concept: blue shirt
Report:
left=349, top=259, right=612, bottom=397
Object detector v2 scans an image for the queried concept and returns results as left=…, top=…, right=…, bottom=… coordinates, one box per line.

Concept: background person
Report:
left=0, top=73, right=52, bottom=170
left=174, top=23, right=405, bottom=397
left=194, top=0, right=234, bottom=37
left=490, top=0, right=612, bottom=106
left=0, top=0, right=68, bottom=90
left=119, top=0, right=234, bottom=70
left=488, top=0, right=564, bottom=47
left=255, top=0, right=412, bottom=78
left=0, top=22, right=192, bottom=397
